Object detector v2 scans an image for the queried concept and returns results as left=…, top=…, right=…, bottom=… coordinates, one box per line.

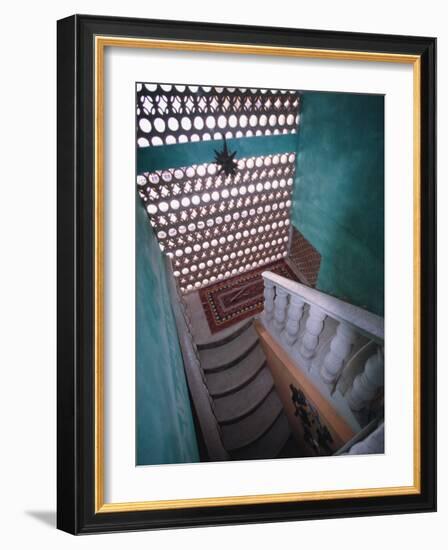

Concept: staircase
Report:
left=165, top=254, right=384, bottom=461
left=197, top=320, right=292, bottom=460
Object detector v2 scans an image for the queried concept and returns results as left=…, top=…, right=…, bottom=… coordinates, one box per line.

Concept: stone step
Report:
left=220, top=390, right=284, bottom=451
left=199, top=324, right=259, bottom=372
left=205, top=345, right=266, bottom=397
left=213, top=366, right=274, bottom=424
left=197, top=320, right=253, bottom=351
left=230, top=413, right=291, bottom=461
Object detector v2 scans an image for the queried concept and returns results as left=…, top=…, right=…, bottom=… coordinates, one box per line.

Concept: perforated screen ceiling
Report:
left=136, top=84, right=301, bottom=293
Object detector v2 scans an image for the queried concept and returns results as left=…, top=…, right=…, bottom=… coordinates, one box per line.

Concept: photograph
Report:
left=0, top=0, right=441, bottom=545
left=135, top=82, right=385, bottom=466
left=54, top=14, right=436, bottom=534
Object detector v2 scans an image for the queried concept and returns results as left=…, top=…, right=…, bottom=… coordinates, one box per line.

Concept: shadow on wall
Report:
left=291, top=92, right=384, bottom=316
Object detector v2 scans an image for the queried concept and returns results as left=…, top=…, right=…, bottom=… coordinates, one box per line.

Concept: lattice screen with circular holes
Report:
left=137, top=84, right=301, bottom=293
left=137, top=84, right=300, bottom=147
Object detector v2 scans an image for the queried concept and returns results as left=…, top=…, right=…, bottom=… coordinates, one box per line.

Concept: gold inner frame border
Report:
left=94, top=35, right=421, bottom=513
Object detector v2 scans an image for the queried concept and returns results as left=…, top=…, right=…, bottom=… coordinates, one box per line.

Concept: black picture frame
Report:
left=57, top=14, right=436, bottom=534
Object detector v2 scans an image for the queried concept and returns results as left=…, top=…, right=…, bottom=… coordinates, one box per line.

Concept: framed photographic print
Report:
left=57, top=14, right=436, bottom=534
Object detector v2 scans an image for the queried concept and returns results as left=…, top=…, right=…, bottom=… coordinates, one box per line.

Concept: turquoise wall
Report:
left=292, top=92, right=384, bottom=316
left=136, top=194, right=200, bottom=465
left=137, top=133, right=297, bottom=174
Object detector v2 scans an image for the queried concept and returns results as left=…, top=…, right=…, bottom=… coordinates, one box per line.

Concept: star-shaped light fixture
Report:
left=214, top=138, right=238, bottom=177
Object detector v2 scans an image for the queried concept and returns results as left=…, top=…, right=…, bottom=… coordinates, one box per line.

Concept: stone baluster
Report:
left=348, top=423, right=384, bottom=455
left=347, top=347, right=384, bottom=411
left=300, top=305, right=327, bottom=359
left=320, top=322, right=356, bottom=385
left=263, top=278, right=275, bottom=323
left=284, top=295, right=305, bottom=346
left=273, top=287, right=288, bottom=332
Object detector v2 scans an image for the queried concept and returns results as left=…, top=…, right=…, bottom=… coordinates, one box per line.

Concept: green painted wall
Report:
left=137, top=133, right=297, bottom=174
left=136, top=194, right=200, bottom=465
left=291, top=92, right=384, bottom=316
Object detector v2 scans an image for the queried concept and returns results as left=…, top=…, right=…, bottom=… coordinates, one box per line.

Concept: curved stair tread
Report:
left=197, top=320, right=253, bottom=350
left=213, top=366, right=274, bottom=423
left=230, top=413, right=291, bottom=461
left=220, top=390, right=284, bottom=451
left=206, top=345, right=266, bottom=397
left=200, top=324, right=259, bottom=372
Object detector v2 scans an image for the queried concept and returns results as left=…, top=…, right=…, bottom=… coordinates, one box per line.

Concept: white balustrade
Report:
left=263, top=278, right=275, bottom=322
left=320, top=322, right=356, bottom=385
left=273, top=287, right=288, bottom=332
left=260, top=270, right=384, bottom=416
left=261, top=271, right=384, bottom=342
left=347, top=348, right=384, bottom=411
left=300, top=305, right=327, bottom=359
left=284, top=295, right=305, bottom=346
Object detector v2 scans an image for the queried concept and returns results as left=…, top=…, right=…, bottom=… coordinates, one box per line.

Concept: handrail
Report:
left=164, top=255, right=229, bottom=461
left=262, top=271, right=384, bottom=343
